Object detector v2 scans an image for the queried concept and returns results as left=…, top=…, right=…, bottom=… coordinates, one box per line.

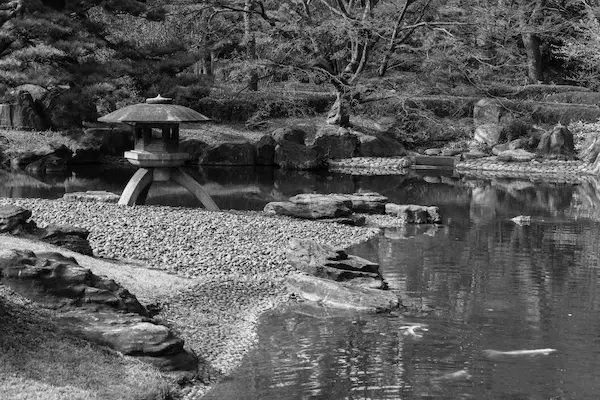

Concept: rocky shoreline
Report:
left=0, top=197, right=389, bottom=399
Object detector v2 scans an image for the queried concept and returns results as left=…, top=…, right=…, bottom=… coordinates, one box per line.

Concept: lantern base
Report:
left=124, top=150, right=189, bottom=168
left=118, top=167, right=219, bottom=210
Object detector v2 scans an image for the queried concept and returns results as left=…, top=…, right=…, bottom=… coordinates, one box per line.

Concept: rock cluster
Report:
left=0, top=249, right=198, bottom=373
left=285, top=238, right=399, bottom=313
left=0, top=204, right=93, bottom=255
left=286, top=238, right=386, bottom=290
left=2, top=85, right=98, bottom=131
left=265, top=192, right=442, bottom=225
left=181, top=125, right=406, bottom=170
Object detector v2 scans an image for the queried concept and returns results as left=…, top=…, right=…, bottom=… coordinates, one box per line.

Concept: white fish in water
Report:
left=433, top=369, right=472, bottom=382
left=483, top=348, right=557, bottom=360
left=511, top=215, right=531, bottom=226
left=399, top=324, right=428, bottom=338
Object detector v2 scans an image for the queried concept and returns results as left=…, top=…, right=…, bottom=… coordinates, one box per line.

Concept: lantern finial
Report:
left=146, top=94, right=172, bottom=104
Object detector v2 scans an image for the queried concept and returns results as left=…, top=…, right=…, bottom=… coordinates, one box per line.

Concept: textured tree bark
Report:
left=327, top=87, right=351, bottom=127
left=244, top=0, right=258, bottom=91
left=522, top=32, right=543, bottom=83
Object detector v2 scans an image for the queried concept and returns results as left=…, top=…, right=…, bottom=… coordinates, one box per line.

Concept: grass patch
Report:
left=0, top=286, right=174, bottom=400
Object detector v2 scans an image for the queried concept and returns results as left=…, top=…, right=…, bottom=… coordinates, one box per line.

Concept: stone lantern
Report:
left=98, top=95, right=219, bottom=210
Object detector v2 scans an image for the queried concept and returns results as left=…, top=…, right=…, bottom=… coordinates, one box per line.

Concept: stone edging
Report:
left=327, top=156, right=598, bottom=181
left=328, top=157, right=411, bottom=175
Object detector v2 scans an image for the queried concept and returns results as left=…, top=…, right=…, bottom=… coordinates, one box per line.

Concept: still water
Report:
left=3, top=166, right=600, bottom=399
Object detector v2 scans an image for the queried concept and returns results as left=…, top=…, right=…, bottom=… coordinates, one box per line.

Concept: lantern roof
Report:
left=98, top=95, right=211, bottom=124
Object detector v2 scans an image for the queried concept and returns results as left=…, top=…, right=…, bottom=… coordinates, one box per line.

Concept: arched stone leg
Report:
left=171, top=168, right=219, bottom=211
left=135, top=185, right=151, bottom=205
left=119, top=168, right=154, bottom=206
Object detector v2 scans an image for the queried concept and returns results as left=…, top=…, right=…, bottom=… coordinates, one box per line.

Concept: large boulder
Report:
left=255, top=135, right=276, bottom=165
left=286, top=238, right=386, bottom=289
left=355, top=133, right=406, bottom=157
left=13, top=84, right=48, bottom=102
left=12, top=90, right=48, bottom=131
left=473, top=98, right=512, bottom=126
left=197, top=141, right=256, bottom=165
left=580, top=131, right=600, bottom=174
left=474, top=123, right=503, bottom=146
left=274, top=140, right=321, bottom=170
left=536, top=124, right=575, bottom=160
left=385, top=204, right=442, bottom=224
left=59, top=310, right=198, bottom=372
left=0, top=205, right=32, bottom=233
left=0, top=205, right=94, bottom=255
left=309, top=126, right=358, bottom=162
left=0, top=249, right=145, bottom=314
left=272, top=127, right=307, bottom=144
left=288, top=192, right=388, bottom=214
left=25, top=153, right=70, bottom=173
left=11, top=143, right=73, bottom=172
left=287, top=273, right=399, bottom=313
left=0, top=103, right=11, bottom=127
left=37, top=224, right=94, bottom=256
left=180, top=138, right=210, bottom=163
left=264, top=199, right=352, bottom=219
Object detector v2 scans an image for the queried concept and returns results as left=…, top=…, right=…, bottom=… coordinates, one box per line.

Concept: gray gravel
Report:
left=0, top=198, right=380, bottom=399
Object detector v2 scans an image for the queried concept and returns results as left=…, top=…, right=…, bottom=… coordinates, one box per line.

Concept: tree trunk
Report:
left=244, top=0, right=258, bottom=91
left=327, top=85, right=351, bottom=127
left=201, top=54, right=212, bottom=75
left=522, top=32, right=543, bottom=83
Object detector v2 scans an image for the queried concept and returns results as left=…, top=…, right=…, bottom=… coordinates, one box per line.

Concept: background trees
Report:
left=3, top=0, right=600, bottom=126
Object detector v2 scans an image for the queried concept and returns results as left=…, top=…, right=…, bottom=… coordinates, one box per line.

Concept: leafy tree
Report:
left=0, top=0, right=214, bottom=118
left=558, top=1, right=600, bottom=88
left=259, top=0, right=446, bottom=126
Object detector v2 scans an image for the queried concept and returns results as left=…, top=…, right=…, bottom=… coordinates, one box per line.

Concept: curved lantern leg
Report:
left=171, top=168, right=219, bottom=211
left=136, top=185, right=151, bottom=205
left=119, top=168, right=154, bottom=206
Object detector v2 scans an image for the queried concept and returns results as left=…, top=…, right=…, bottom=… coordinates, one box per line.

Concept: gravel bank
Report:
left=0, top=198, right=380, bottom=399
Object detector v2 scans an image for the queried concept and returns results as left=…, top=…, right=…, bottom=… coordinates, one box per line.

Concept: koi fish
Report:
left=433, top=369, right=472, bottom=382
left=399, top=324, right=428, bottom=338
left=483, top=348, right=557, bottom=360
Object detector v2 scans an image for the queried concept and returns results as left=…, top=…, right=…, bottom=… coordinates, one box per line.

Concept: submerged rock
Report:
left=385, top=204, right=442, bottom=224
left=287, top=273, right=399, bottom=313
left=286, top=238, right=386, bottom=289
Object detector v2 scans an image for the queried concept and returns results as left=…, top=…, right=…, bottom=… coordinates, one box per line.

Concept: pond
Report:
left=201, top=171, right=600, bottom=400
left=3, top=166, right=600, bottom=399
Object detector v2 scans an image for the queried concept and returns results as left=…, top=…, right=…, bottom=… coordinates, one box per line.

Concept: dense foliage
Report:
left=2, top=0, right=600, bottom=124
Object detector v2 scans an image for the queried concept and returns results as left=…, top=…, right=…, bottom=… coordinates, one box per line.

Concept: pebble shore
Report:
left=3, top=155, right=591, bottom=398
left=0, top=197, right=381, bottom=399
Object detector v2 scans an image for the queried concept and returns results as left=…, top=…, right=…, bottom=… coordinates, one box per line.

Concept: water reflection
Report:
left=200, top=173, right=600, bottom=400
